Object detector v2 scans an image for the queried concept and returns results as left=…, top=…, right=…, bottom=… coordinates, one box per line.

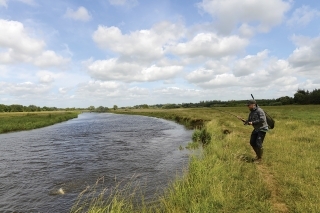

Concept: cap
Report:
left=246, top=100, right=256, bottom=106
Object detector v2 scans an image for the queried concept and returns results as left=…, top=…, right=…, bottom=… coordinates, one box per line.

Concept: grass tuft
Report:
left=0, top=111, right=79, bottom=134
left=72, top=106, right=320, bottom=212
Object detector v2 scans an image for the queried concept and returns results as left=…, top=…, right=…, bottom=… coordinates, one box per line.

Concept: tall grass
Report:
left=74, top=106, right=320, bottom=212
left=0, top=111, right=79, bottom=133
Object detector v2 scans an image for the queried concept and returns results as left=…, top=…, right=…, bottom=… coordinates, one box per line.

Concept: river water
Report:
left=0, top=113, right=192, bottom=212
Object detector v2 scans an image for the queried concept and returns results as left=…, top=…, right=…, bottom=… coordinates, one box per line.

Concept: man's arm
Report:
left=251, top=109, right=265, bottom=125
left=246, top=114, right=252, bottom=125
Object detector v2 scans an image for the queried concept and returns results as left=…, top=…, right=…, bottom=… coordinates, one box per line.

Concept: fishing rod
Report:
left=212, top=108, right=247, bottom=124
left=251, top=94, right=258, bottom=107
left=251, top=94, right=275, bottom=129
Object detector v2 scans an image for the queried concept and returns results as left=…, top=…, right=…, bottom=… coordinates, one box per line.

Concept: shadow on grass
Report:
left=237, top=153, right=254, bottom=163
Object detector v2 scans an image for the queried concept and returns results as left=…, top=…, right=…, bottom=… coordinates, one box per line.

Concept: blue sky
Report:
left=1, top=0, right=320, bottom=108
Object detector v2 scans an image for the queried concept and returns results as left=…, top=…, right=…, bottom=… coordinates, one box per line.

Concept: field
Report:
left=72, top=105, right=320, bottom=213
left=0, top=111, right=79, bottom=134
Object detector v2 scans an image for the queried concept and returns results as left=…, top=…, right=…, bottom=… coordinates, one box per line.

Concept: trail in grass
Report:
left=257, top=163, right=288, bottom=213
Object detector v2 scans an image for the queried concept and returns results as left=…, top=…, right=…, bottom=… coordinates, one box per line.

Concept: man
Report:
left=245, top=100, right=268, bottom=162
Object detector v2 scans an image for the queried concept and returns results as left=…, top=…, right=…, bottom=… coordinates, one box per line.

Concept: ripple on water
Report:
left=0, top=113, right=192, bottom=213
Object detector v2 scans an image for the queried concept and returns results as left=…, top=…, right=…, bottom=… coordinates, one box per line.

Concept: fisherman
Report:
left=245, top=100, right=268, bottom=162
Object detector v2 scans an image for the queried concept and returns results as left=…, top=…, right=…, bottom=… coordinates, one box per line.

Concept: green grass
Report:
left=0, top=111, right=79, bottom=134
left=73, top=105, right=320, bottom=212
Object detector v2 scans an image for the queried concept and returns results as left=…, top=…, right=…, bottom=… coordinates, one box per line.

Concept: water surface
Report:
left=0, top=113, right=192, bottom=212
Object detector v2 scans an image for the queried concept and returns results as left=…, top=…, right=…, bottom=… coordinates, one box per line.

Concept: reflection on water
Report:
left=0, top=113, right=192, bottom=212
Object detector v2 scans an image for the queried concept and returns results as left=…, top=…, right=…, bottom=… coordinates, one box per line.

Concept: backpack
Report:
left=265, top=111, right=275, bottom=129
left=251, top=94, right=275, bottom=129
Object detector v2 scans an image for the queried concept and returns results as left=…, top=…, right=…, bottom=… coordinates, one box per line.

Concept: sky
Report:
left=0, top=0, right=320, bottom=108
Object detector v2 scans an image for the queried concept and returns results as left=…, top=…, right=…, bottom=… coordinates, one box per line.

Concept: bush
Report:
left=192, top=128, right=211, bottom=145
left=269, top=102, right=282, bottom=106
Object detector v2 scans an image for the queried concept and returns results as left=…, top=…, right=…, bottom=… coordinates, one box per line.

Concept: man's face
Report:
left=247, top=104, right=255, bottom=110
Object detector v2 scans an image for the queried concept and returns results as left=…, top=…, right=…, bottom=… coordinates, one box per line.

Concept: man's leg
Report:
left=255, top=131, right=266, bottom=159
left=250, top=130, right=259, bottom=159
left=250, top=130, right=266, bottom=160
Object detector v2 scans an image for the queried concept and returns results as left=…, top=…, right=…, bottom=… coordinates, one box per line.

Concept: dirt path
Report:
left=257, top=163, right=289, bottom=213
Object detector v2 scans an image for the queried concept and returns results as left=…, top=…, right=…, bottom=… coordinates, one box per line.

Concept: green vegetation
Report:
left=0, top=111, right=79, bottom=134
left=71, top=178, right=141, bottom=213
left=123, top=88, right=320, bottom=110
left=191, top=128, right=211, bottom=145
left=0, top=103, right=108, bottom=113
left=73, top=105, right=320, bottom=212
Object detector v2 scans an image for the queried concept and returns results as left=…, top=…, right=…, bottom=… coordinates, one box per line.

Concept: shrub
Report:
left=192, top=128, right=211, bottom=145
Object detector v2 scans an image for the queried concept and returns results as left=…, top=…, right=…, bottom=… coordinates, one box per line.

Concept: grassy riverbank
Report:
left=0, top=111, right=79, bottom=134
left=72, top=106, right=320, bottom=212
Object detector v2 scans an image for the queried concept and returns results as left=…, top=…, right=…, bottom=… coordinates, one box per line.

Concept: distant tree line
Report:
left=1, top=89, right=319, bottom=112
left=0, top=104, right=60, bottom=112
left=96, top=106, right=110, bottom=112
left=130, top=88, right=320, bottom=109
left=87, top=106, right=110, bottom=112
left=292, top=89, right=320, bottom=104
left=0, top=104, right=110, bottom=113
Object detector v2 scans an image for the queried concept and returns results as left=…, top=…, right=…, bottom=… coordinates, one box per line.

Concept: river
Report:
left=0, top=113, right=192, bottom=212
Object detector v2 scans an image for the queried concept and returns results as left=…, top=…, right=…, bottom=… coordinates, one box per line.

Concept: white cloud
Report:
left=186, top=51, right=294, bottom=90
left=0, top=48, right=32, bottom=64
left=17, top=0, right=37, bottom=6
left=91, top=22, right=257, bottom=86
left=93, top=22, right=185, bottom=62
left=204, top=58, right=231, bottom=73
left=0, top=81, right=51, bottom=96
left=198, top=0, right=291, bottom=34
left=153, top=87, right=203, bottom=99
left=0, top=65, right=9, bottom=80
left=0, top=0, right=7, bottom=7
left=233, top=50, right=269, bottom=77
left=140, top=65, right=183, bottom=81
left=186, top=69, right=217, bottom=84
left=198, top=73, right=239, bottom=88
left=0, top=19, right=70, bottom=68
left=33, top=50, right=70, bottom=68
left=0, top=19, right=45, bottom=55
left=93, top=26, right=163, bottom=61
left=88, top=58, right=142, bottom=81
left=238, top=23, right=255, bottom=38
left=58, top=87, right=68, bottom=94
left=287, top=6, right=320, bottom=27
left=169, top=33, right=248, bottom=58
left=0, top=0, right=37, bottom=7
left=75, top=81, right=149, bottom=101
left=288, top=35, right=320, bottom=75
left=109, top=0, right=138, bottom=7
left=87, top=58, right=182, bottom=82
left=298, top=80, right=320, bottom=91
left=127, top=87, right=150, bottom=98
left=64, top=6, right=92, bottom=22
left=36, top=70, right=61, bottom=84
left=90, top=21, right=186, bottom=83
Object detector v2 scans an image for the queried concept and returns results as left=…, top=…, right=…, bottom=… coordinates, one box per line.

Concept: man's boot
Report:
left=252, top=147, right=263, bottom=162
left=257, top=148, right=263, bottom=159
left=254, top=148, right=263, bottom=163
left=252, top=147, right=259, bottom=159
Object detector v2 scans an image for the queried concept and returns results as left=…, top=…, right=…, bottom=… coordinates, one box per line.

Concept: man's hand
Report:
left=244, top=120, right=252, bottom=125
left=237, top=116, right=246, bottom=123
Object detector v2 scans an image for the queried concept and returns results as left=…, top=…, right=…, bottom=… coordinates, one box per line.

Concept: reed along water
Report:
left=0, top=113, right=192, bottom=212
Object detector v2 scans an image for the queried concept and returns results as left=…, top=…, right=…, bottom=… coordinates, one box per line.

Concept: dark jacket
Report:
left=247, top=107, right=268, bottom=131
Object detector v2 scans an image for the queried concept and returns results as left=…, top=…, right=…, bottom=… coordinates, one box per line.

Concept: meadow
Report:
left=0, top=111, right=79, bottom=134
left=72, top=105, right=320, bottom=213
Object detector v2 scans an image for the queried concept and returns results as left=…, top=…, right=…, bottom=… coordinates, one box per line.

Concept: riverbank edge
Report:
left=82, top=109, right=272, bottom=212
left=113, top=109, right=209, bottom=129
left=0, top=111, right=80, bottom=134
